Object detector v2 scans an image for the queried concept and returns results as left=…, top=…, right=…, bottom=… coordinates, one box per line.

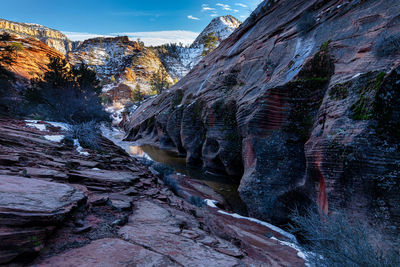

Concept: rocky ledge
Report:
left=0, top=118, right=305, bottom=266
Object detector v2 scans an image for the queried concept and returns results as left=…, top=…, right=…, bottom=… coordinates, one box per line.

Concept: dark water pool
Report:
left=102, top=127, right=247, bottom=215
left=129, top=144, right=247, bottom=215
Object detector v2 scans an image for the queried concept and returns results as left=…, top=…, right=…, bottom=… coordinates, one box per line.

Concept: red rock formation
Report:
left=125, top=0, right=400, bottom=230
left=0, top=118, right=305, bottom=266
left=0, top=33, right=66, bottom=81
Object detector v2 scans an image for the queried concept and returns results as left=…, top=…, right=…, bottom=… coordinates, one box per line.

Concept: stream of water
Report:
left=102, top=126, right=248, bottom=215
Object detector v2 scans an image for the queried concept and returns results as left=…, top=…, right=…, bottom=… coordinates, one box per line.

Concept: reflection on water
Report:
left=101, top=126, right=247, bottom=215
left=130, top=144, right=247, bottom=215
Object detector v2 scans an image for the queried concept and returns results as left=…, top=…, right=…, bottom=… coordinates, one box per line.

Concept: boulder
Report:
left=0, top=175, right=85, bottom=263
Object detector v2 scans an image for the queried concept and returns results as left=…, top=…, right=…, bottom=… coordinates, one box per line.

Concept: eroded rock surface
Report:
left=124, top=0, right=400, bottom=230
left=0, top=18, right=75, bottom=54
left=0, top=176, right=85, bottom=263
left=36, top=238, right=177, bottom=267
left=0, top=118, right=305, bottom=266
left=0, top=33, right=66, bottom=81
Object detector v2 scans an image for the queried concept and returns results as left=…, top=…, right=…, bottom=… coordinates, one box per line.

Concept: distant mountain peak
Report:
left=191, top=15, right=241, bottom=48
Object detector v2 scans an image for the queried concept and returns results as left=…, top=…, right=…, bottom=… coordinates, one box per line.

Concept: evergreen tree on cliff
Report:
left=150, top=68, right=170, bottom=95
left=131, top=83, right=145, bottom=102
left=201, top=32, right=218, bottom=56
left=0, top=32, right=23, bottom=114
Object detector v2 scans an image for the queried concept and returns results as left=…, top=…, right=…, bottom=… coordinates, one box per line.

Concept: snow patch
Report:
left=73, top=139, right=89, bottom=156
left=25, top=120, right=70, bottom=132
left=45, top=121, right=70, bottom=131
left=204, top=199, right=218, bottom=208
left=44, top=135, right=64, bottom=142
left=270, top=237, right=310, bottom=265
left=26, top=122, right=47, bottom=131
left=204, top=198, right=309, bottom=262
left=205, top=198, right=296, bottom=241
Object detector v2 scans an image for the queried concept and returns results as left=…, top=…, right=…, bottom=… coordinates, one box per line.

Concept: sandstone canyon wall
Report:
left=125, top=0, right=400, bottom=230
left=0, top=18, right=75, bottom=54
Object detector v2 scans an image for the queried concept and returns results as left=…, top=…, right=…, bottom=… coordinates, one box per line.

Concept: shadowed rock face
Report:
left=125, top=0, right=400, bottom=228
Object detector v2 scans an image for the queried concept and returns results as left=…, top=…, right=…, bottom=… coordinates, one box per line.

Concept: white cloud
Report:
left=234, top=9, right=239, bottom=12
left=202, top=4, right=216, bottom=11
left=210, top=14, right=218, bottom=17
left=235, top=3, right=248, bottom=8
left=63, top=30, right=199, bottom=46
left=187, top=15, right=200, bottom=20
left=216, top=3, right=232, bottom=11
left=62, top=32, right=113, bottom=41
left=112, top=31, right=199, bottom=46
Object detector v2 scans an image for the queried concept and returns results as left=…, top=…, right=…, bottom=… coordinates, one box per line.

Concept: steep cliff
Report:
left=68, top=36, right=173, bottom=103
left=0, top=18, right=75, bottom=54
left=125, top=0, right=400, bottom=231
left=156, top=15, right=242, bottom=79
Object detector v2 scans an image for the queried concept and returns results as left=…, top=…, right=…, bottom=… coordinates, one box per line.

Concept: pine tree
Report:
left=202, top=32, right=219, bottom=56
left=131, top=83, right=144, bottom=102
left=150, top=68, right=170, bottom=95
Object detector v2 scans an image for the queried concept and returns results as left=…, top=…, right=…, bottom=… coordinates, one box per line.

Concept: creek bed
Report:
left=102, top=126, right=247, bottom=215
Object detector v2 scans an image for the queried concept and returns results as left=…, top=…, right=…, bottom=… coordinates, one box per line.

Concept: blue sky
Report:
left=0, top=0, right=263, bottom=45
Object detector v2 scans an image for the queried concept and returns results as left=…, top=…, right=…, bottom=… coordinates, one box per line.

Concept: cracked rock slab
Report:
left=36, top=238, right=178, bottom=267
left=119, top=200, right=240, bottom=267
left=0, top=175, right=85, bottom=263
left=0, top=175, right=85, bottom=225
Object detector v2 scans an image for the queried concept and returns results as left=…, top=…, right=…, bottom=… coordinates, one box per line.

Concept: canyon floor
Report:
left=0, top=118, right=306, bottom=266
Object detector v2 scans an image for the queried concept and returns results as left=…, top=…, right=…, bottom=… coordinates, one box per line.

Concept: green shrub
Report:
left=329, top=83, right=349, bottom=100
left=65, top=121, right=101, bottom=150
left=350, top=72, right=385, bottom=120
left=163, top=175, right=180, bottom=195
left=189, top=195, right=204, bottom=207
left=9, top=42, right=24, bottom=52
left=150, top=68, right=170, bottom=95
left=131, top=84, right=145, bottom=102
left=290, top=207, right=400, bottom=267
left=153, top=163, right=174, bottom=177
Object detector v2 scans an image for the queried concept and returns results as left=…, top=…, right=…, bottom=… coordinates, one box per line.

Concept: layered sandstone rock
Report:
left=0, top=175, right=85, bottom=263
left=0, top=118, right=305, bottom=265
left=0, top=33, right=66, bottom=81
left=125, top=0, right=400, bottom=230
left=0, top=18, right=74, bottom=54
